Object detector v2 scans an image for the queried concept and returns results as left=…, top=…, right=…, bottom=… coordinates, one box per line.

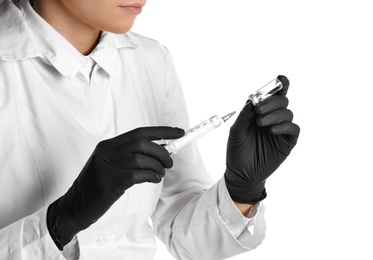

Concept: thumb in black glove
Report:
left=224, top=75, right=300, bottom=204
left=47, top=126, right=184, bottom=250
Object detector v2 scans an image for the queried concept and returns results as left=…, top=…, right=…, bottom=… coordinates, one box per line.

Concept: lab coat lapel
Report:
left=120, top=48, right=160, bottom=127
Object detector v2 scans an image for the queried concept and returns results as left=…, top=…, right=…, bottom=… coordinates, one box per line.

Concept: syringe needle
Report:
left=222, top=111, right=236, bottom=122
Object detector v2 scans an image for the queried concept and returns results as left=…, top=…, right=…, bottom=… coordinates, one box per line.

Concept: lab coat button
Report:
left=96, top=234, right=107, bottom=246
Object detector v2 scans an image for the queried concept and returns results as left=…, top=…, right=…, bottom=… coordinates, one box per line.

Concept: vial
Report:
left=248, top=78, right=283, bottom=106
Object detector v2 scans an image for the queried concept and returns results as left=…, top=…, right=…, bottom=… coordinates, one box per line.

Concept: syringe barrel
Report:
left=165, top=115, right=223, bottom=154
left=248, top=78, right=283, bottom=106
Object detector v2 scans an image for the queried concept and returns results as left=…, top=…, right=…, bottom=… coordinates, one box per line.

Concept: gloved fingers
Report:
left=114, top=138, right=174, bottom=168
left=256, top=109, right=293, bottom=127
left=114, top=126, right=185, bottom=144
left=276, top=75, right=290, bottom=96
left=131, top=154, right=167, bottom=176
left=104, top=150, right=167, bottom=177
left=131, top=169, right=164, bottom=184
left=270, top=121, right=300, bottom=145
left=112, top=169, right=164, bottom=193
left=255, top=95, right=289, bottom=115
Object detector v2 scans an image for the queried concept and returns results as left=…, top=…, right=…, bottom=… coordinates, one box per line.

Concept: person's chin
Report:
left=107, top=22, right=135, bottom=34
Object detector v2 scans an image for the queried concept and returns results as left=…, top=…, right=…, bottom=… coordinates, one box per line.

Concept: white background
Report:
left=133, top=1, right=373, bottom=259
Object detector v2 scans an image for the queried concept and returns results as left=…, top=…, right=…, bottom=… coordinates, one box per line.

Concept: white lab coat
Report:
left=0, top=1, right=266, bottom=259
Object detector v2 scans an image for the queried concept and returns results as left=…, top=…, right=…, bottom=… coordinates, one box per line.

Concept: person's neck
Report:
left=35, top=1, right=101, bottom=55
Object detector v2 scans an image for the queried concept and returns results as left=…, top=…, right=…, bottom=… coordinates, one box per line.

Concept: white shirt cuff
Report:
left=217, top=177, right=261, bottom=238
left=20, top=207, right=66, bottom=259
left=20, top=206, right=79, bottom=260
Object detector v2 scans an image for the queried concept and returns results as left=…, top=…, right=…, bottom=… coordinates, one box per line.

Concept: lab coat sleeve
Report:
left=0, top=64, right=78, bottom=260
left=0, top=206, right=79, bottom=260
left=151, top=47, right=266, bottom=260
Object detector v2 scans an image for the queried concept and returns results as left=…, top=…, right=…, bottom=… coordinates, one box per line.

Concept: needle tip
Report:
left=222, top=111, right=236, bottom=122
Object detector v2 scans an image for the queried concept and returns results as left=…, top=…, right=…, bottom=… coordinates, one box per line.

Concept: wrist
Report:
left=47, top=196, right=87, bottom=250
left=47, top=199, right=69, bottom=250
left=224, top=172, right=267, bottom=204
left=233, top=201, right=259, bottom=218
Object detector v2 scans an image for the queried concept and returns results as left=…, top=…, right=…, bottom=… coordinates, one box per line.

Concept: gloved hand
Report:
left=224, top=75, right=300, bottom=204
left=47, top=127, right=184, bottom=250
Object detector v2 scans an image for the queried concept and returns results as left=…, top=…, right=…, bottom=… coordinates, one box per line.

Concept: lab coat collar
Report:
left=0, top=1, right=43, bottom=61
left=0, top=1, right=138, bottom=80
left=88, top=32, right=139, bottom=79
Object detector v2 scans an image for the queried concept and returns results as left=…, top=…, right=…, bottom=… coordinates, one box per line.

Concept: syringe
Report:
left=154, top=111, right=236, bottom=154
left=154, top=77, right=285, bottom=154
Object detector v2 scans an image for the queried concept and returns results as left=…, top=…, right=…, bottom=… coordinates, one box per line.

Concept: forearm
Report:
left=0, top=207, right=68, bottom=260
left=153, top=178, right=266, bottom=259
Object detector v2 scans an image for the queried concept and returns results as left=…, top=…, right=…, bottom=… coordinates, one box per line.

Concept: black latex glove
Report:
left=224, top=75, right=300, bottom=204
left=47, top=127, right=184, bottom=250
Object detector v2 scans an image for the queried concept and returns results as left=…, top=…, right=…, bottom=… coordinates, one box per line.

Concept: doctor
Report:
left=0, top=0, right=300, bottom=259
